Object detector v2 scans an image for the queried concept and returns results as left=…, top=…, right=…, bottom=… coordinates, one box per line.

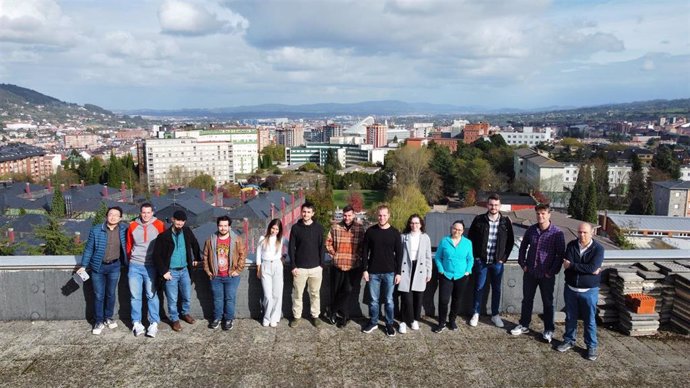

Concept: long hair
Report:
left=261, top=218, right=283, bottom=252
left=403, top=214, right=425, bottom=234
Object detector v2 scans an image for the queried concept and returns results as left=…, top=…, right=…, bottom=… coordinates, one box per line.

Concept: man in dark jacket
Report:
left=153, top=210, right=201, bottom=331
left=467, top=193, right=514, bottom=328
left=288, top=202, right=325, bottom=328
left=557, top=222, right=604, bottom=361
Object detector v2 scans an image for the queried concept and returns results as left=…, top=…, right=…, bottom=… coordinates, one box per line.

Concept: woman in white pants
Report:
left=256, top=218, right=286, bottom=327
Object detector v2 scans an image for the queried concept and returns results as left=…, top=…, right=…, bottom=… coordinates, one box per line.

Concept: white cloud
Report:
left=0, top=0, right=79, bottom=47
left=103, top=31, right=179, bottom=60
left=158, top=0, right=248, bottom=36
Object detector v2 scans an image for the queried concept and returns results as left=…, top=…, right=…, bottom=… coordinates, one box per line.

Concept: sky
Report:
left=0, top=0, right=688, bottom=111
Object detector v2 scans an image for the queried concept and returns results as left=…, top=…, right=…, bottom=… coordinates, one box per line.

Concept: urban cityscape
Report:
left=0, top=0, right=689, bottom=386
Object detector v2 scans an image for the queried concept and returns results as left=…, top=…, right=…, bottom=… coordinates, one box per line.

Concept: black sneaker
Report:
left=448, top=321, right=458, bottom=331
left=324, top=313, right=337, bottom=325
left=385, top=324, right=396, bottom=337
left=337, top=318, right=349, bottom=329
left=222, top=320, right=234, bottom=331
left=209, top=320, right=221, bottom=330
left=432, top=324, right=446, bottom=333
left=361, top=323, right=377, bottom=333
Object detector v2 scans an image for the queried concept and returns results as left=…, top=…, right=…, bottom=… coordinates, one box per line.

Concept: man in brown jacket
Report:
left=202, top=215, right=246, bottom=330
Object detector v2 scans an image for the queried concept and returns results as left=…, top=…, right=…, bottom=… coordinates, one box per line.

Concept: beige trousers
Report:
left=291, top=266, right=323, bottom=319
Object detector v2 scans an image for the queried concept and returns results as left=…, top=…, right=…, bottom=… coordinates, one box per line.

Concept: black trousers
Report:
left=438, top=274, right=467, bottom=324
left=400, top=260, right=424, bottom=325
left=330, top=266, right=362, bottom=320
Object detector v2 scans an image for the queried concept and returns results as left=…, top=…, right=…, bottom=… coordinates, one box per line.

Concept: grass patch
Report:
left=332, top=190, right=385, bottom=209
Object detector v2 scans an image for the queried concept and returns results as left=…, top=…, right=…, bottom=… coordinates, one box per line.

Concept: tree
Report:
left=188, top=174, right=216, bottom=191
left=262, top=144, right=285, bottom=162
left=388, top=146, right=430, bottom=187
left=0, top=230, right=18, bottom=256
left=388, top=185, right=430, bottom=230
left=93, top=202, right=108, bottom=224
left=428, top=143, right=458, bottom=196
left=591, top=158, right=609, bottom=209
left=305, top=181, right=335, bottom=233
left=464, top=189, right=477, bottom=207
left=626, top=155, right=650, bottom=215
left=346, top=191, right=365, bottom=212
left=584, top=179, right=598, bottom=223
left=568, top=164, right=589, bottom=220
left=50, top=187, right=66, bottom=218
left=106, top=152, right=125, bottom=188
left=325, top=149, right=342, bottom=170
left=652, top=145, right=681, bottom=180
left=34, top=217, right=84, bottom=255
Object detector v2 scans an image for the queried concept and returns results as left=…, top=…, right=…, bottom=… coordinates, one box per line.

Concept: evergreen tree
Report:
left=428, top=143, right=458, bottom=196
left=584, top=179, right=598, bottom=223
left=50, top=187, right=66, bottom=218
left=107, top=153, right=125, bottom=188
left=626, top=155, right=647, bottom=215
left=643, top=175, right=655, bottom=215
left=568, top=164, right=589, bottom=220
left=305, top=180, right=335, bottom=235
left=592, top=158, right=609, bottom=209
left=34, top=217, right=84, bottom=255
left=93, top=202, right=108, bottom=224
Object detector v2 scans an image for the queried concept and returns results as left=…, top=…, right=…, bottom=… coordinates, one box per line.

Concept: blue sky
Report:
left=0, top=0, right=688, bottom=110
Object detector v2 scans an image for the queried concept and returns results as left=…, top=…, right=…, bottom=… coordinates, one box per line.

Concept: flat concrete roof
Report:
left=0, top=316, right=687, bottom=386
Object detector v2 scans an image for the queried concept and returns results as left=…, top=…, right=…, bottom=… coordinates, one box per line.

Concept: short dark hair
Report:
left=301, top=202, right=315, bottom=211
left=342, top=205, right=355, bottom=214
left=535, top=203, right=551, bottom=212
left=140, top=202, right=153, bottom=212
left=452, top=220, right=465, bottom=229
left=107, top=206, right=123, bottom=217
left=487, top=193, right=500, bottom=202
left=216, top=215, right=231, bottom=226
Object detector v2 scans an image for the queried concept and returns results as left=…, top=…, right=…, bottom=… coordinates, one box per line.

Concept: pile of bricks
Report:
left=670, top=272, right=690, bottom=334
left=619, top=293, right=660, bottom=336
left=636, top=262, right=673, bottom=323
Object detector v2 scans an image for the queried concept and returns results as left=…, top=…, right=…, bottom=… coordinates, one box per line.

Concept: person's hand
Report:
left=394, top=274, right=401, bottom=285
left=563, top=259, right=571, bottom=269
left=163, top=272, right=172, bottom=280
left=593, top=268, right=601, bottom=275
left=545, top=274, right=552, bottom=278
left=76, top=267, right=86, bottom=274
left=192, top=261, right=199, bottom=268
left=464, top=272, right=470, bottom=277
left=256, top=267, right=262, bottom=279
left=522, top=266, right=528, bottom=272
left=292, top=268, right=299, bottom=276
left=362, top=271, right=369, bottom=282
left=231, top=271, right=239, bottom=277
left=426, top=276, right=431, bottom=283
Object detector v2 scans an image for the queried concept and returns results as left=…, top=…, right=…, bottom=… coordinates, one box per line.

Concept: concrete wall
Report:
left=0, top=263, right=567, bottom=323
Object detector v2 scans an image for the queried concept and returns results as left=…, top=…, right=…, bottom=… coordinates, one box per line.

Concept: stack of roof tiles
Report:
left=635, top=262, right=673, bottom=323
left=669, top=269, right=690, bottom=335
left=609, top=268, right=660, bottom=336
left=597, top=268, right=618, bottom=324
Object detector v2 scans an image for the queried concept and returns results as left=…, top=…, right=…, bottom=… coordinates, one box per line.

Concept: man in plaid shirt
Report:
left=324, top=205, right=365, bottom=328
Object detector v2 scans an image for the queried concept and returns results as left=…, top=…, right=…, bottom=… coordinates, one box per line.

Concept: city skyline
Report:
left=1, top=0, right=688, bottom=111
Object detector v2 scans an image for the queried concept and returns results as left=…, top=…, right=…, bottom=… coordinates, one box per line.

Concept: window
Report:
left=676, top=192, right=680, bottom=197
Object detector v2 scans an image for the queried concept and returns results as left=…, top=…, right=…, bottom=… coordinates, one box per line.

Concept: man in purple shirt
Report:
left=511, top=204, right=565, bottom=343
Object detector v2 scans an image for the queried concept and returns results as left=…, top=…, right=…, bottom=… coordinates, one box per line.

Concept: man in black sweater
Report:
left=288, top=202, right=325, bottom=328
left=361, top=205, right=403, bottom=337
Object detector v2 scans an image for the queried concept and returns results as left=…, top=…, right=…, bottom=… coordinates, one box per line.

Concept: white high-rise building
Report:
left=172, top=128, right=259, bottom=175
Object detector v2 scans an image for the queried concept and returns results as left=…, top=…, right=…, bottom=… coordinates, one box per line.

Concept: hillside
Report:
left=0, top=84, right=148, bottom=127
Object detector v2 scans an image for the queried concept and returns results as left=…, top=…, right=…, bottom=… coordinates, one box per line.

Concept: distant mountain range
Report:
left=0, top=83, right=147, bottom=127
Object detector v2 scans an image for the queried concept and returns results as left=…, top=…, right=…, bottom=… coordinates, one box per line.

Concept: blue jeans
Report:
left=368, top=272, right=395, bottom=326
left=91, top=261, right=121, bottom=324
left=519, top=271, right=556, bottom=332
left=164, top=268, right=192, bottom=322
left=211, top=275, right=241, bottom=321
left=472, top=261, right=504, bottom=316
left=563, top=286, right=599, bottom=349
left=128, top=263, right=160, bottom=324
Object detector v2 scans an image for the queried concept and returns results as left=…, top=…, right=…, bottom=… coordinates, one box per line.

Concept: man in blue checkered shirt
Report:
left=467, top=193, right=514, bottom=328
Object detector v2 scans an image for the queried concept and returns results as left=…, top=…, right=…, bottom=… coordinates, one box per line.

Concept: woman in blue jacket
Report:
left=433, top=220, right=474, bottom=333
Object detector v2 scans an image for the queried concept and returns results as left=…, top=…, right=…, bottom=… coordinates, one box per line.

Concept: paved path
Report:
left=0, top=315, right=688, bottom=387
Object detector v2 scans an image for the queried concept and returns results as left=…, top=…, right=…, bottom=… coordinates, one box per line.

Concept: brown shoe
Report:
left=171, top=321, right=182, bottom=331
left=181, top=314, right=196, bottom=324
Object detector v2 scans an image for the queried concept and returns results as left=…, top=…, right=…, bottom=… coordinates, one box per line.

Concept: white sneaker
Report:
left=262, top=321, right=270, bottom=327
left=146, top=322, right=158, bottom=338
left=132, top=321, right=145, bottom=337
left=270, top=322, right=278, bottom=328
left=491, top=315, right=504, bottom=328
left=398, top=323, right=407, bottom=334
left=105, top=319, right=118, bottom=329
left=92, top=323, right=105, bottom=335
left=543, top=331, right=553, bottom=343
left=511, top=324, right=529, bottom=336
left=469, top=313, right=479, bottom=327
left=410, top=321, right=420, bottom=331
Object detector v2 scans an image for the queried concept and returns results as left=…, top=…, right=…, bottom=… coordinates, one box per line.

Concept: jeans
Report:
left=519, top=271, right=556, bottom=332
left=368, top=272, right=395, bottom=326
left=260, top=260, right=284, bottom=325
left=164, top=268, right=192, bottom=322
left=438, top=274, right=466, bottom=324
left=91, top=261, right=121, bottom=324
left=211, top=275, right=241, bottom=321
left=330, top=267, right=362, bottom=320
left=563, top=286, right=599, bottom=349
left=128, top=263, right=160, bottom=324
left=472, top=261, right=504, bottom=316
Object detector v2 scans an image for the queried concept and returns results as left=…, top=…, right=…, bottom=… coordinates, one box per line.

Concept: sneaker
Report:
left=469, top=313, right=479, bottom=327
left=491, top=315, right=504, bottom=328
left=92, top=322, right=105, bottom=335
left=262, top=321, right=270, bottom=327
left=270, top=322, right=278, bottom=328
left=543, top=331, right=554, bottom=343
left=210, top=320, right=221, bottom=330
left=312, top=317, right=321, bottom=327
left=411, top=321, right=420, bottom=331
left=222, top=320, right=234, bottom=331
left=511, top=325, right=529, bottom=336
left=324, top=313, right=337, bottom=325
left=557, top=341, right=574, bottom=352
left=398, top=322, right=408, bottom=334
left=132, top=321, right=145, bottom=337
left=587, top=347, right=598, bottom=361
left=448, top=321, right=458, bottom=331
left=432, top=324, right=446, bottom=333
left=289, top=318, right=301, bottom=328
left=361, top=323, right=377, bottom=333
left=105, top=319, right=118, bottom=329
left=337, top=319, right=349, bottom=329
left=385, top=324, right=396, bottom=337
left=146, top=323, right=158, bottom=338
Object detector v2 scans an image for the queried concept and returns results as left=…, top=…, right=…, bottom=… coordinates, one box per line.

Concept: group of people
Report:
left=79, top=194, right=604, bottom=361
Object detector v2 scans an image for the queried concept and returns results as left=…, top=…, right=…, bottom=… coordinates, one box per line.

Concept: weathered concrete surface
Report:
left=0, top=315, right=687, bottom=387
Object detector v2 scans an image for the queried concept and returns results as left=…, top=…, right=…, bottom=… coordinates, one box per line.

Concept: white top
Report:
left=409, top=232, right=421, bottom=261
left=256, top=236, right=283, bottom=265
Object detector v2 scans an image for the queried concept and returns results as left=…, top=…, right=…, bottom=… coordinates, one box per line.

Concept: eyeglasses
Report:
left=410, top=222, right=420, bottom=225
left=452, top=228, right=463, bottom=232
